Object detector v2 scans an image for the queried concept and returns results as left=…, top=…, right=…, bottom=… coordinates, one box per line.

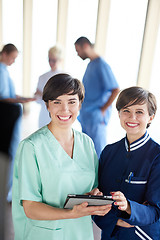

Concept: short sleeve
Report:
left=99, top=62, right=119, bottom=91
left=17, top=140, right=42, bottom=203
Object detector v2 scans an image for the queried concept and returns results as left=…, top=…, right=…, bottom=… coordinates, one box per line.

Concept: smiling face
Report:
left=119, top=103, right=154, bottom=143
left=47, top=93, right=80, bottom=129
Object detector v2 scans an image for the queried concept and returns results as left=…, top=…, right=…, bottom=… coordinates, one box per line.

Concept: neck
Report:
left=48, top=123, right=73, bottom=142
left=0, top=58, right=7, bottom=65
left=127, top=131, right=146, bottom=144
left=51, top=66, right=58, bottom=72
left=87, top=48, right=99, bottom=61
left=89, top=52, right=99, bottom=61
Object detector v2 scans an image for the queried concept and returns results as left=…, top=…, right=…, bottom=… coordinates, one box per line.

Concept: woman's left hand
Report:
left=111, top=191, right=131, bottom=215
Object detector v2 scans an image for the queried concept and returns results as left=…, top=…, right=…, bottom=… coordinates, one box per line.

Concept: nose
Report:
left=61, top=103, right=69, bottom=112
left=129, top=112, right=136, bottom=119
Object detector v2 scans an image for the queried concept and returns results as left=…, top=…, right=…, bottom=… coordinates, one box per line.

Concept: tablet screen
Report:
left=64, top=194, right=113, bottom=209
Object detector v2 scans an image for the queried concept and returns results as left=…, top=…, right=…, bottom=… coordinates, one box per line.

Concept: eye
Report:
left=136, top=111, right=143, bottom=114
left=123, top=109, right=129, bottom=113
left=53, top=101, right=61, bottom=104
left=69, top=101, right=76, bottom=104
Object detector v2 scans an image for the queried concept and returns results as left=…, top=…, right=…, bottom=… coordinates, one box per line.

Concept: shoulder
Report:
left=0, top=63, right=7, bottom=73
left=74, top=129, right=92, bottom=141
left=90, top=57, right=114, bottom=76
left=147, top=137, right=160, bottom=159
left=95, top=57, right=109, bottom=67
left=149, top=137, right=160, bottom=148
left=39, top=70, right=51, bottom=80
left=74, top=129, right=95, bottom=147
left=20, top=126, right=48, bottom=147
left=103, top=138, right=124, bottom=151
left=100, top=138, right=125, bottom=160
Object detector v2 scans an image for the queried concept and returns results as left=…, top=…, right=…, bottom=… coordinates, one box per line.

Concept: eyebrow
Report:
left=68, top=98, right=78, bottom=101
left=123, top=107, right=145, bottom=111
left=54, top=97, right=78, bottom=101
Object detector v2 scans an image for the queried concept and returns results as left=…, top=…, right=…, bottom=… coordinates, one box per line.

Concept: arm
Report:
left=111, top=153, right=160, bottom=226
left=112, top=191, right=160, bottom=226
left=34, top=89, right=43, bottom=98
left=0, top=96, right=36, bottom=103
left=23, top=200, right=112, bottom=220
left=101, top=88, right=119, bottom=115
left=34, top=76, right=44, bottom=103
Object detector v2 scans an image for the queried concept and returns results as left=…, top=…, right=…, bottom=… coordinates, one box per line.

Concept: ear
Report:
left=148, top=114, right=155, bottom=124
left=78, top=102, right=82, bottom=111
left=83, top=43, right=89, bottom=50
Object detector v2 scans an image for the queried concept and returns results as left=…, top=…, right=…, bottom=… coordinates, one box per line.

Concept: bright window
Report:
left=31, top=0, right=58, bottom=93
left=65, top=0, right=99, bottom=80
left=105, top=0, right=148, bottom=143
left=149, top=25, right=160, bottom=144
left=2, top=0, right=23, bottom=94
left=106, top=0, right=148, bottom=89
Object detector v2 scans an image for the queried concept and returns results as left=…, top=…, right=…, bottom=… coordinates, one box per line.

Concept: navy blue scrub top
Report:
left=94, top=132, right=160, bottom=240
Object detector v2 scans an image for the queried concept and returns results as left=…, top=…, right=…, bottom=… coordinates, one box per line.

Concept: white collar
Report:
left=125, top=132, right=150, bottom=152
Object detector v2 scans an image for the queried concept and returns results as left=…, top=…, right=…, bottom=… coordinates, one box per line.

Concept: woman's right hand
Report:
left=71, top=202, right=112, bottom=218
left=23, top=200, right=111, bottom=221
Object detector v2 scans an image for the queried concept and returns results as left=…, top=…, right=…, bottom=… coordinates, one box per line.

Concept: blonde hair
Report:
left=48, top=45, right=63, bottom=60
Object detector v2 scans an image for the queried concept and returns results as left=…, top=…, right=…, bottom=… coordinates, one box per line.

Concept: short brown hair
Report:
left=116, top=86, right=157, bottom=128
left=74, top=37, right=93, bottom=47
left=42, top=73, right=84, bottom=104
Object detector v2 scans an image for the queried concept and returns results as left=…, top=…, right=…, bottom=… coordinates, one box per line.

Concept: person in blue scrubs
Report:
left=93, top=86, right=160, bottom=239
left=12, top=73, right=111, bottom=240
left=75, top=37, right=119, bottom=157
left=0, top=43, right=35, bottom=201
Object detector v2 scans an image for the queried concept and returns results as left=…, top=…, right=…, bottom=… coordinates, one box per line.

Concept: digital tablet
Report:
left=64, top=194, right=114, bottom=209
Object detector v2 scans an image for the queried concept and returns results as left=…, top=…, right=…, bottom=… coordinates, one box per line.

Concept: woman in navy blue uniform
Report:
left=93, top=86, right=160, bottom=239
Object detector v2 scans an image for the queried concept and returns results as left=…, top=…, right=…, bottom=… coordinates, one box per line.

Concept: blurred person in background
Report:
left=75, top=37, right=119, bottom=158
left=0, top=43, right=35, bottom=202
left=34, top=45, right=63, bottom=128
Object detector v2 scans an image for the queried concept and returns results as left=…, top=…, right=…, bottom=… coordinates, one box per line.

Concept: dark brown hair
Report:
left=42, top=73, right=84, bottom=104
left=116, top=86, right=157, bottom=128
left=74, top=37, right=93, bottom=47
left=1, top=43, right=18, bottom=55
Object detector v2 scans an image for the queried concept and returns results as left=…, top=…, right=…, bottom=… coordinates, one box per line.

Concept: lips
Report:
left=126, top=122, right=139, bottom=127
left=57, top=115, right=72, bottom=121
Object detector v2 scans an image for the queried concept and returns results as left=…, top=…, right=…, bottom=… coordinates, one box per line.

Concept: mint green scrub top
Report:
left=12, top=126, right=98, bottom=240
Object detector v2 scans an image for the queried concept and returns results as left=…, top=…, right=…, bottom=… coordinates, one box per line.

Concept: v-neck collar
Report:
left=125, top=131, right=150, bottom=152
left=44, top=126, right=76, bottom=160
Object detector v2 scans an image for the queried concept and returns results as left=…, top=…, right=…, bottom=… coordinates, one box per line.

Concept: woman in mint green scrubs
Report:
left=12, top=73, right=111, bottom=240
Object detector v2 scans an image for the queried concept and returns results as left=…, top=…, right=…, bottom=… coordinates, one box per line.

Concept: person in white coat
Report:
left=35, top=45, right=63, bottom=128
